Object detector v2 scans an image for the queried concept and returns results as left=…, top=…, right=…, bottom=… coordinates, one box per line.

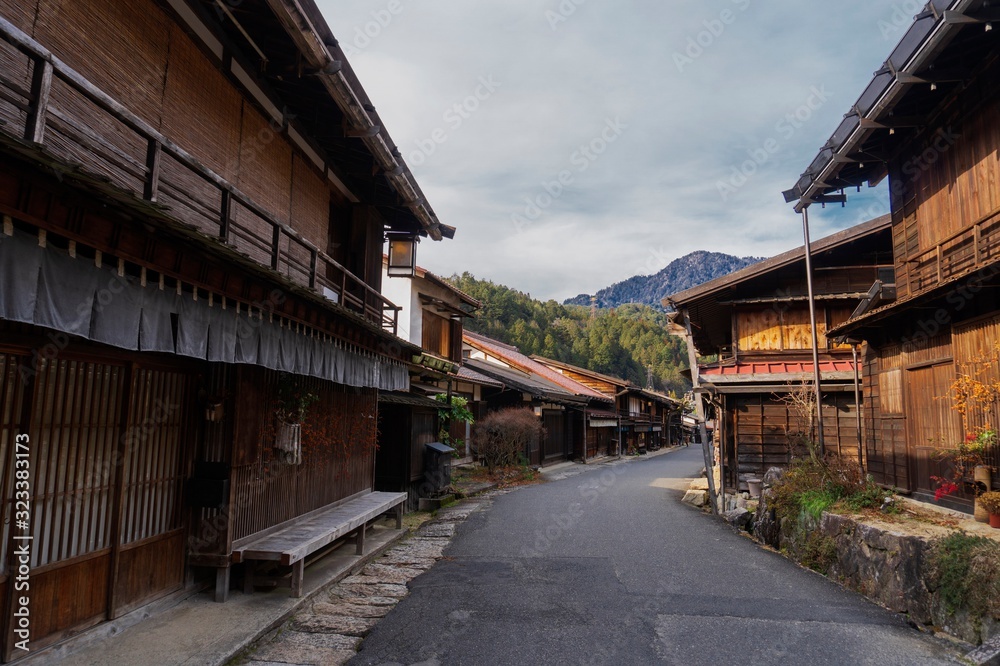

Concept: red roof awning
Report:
left=702, top=361, right=856, bottom=377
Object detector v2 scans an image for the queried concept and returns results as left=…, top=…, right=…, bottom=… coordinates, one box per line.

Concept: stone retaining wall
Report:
left=744, top=486, right=999, bottom=646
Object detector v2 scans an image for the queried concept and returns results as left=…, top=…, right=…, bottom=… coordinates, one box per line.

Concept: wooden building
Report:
left=667, top=218, right=893, bottom=491
left=462, top=332, right=614, bottom=465
left=0, top=0, right=452, bottom=658
left=783, top=2, right=1000, bottom=511
left=533, top=356, right=682, bottom=457
left=376, top=260, right=481, bottom=506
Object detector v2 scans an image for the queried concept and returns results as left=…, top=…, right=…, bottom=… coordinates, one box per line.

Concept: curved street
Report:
left=350, top=448, right=961, bottom=666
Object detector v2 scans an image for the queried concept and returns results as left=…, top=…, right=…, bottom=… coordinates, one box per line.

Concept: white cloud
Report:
left=319, top=0, right=904, bottom=300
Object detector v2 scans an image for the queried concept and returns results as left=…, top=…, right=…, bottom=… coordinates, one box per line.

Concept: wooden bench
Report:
left=232, top=490, right=407, bottom=598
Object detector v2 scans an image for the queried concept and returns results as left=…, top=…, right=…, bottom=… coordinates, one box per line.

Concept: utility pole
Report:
left=802, top=206, right=826, bottom=455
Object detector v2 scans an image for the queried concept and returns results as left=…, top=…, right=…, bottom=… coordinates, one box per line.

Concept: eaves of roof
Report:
left=783, top=0, right=993, bottom=211
left=666, top=215, right=890, bottom=307
left=464, top=332, right=611, bottom=402
left=463, top=358, right=588, bottom=406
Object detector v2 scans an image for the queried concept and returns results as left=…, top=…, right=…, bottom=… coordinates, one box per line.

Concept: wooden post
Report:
left=355, top=522, right=366, bottom=555
left=682, top=308, right=718, bottom=514
left=271, top=225, right=281, bottom=270
left=243, top=560, right=255, bottom=595
left=24, top=59, right=52, bottom=144
left=144, top=139, right=161, bottom=202
left=220, top=190, right=231, bottom=242
left=2, top=357, right=36, bottom=662
left=291, top=560, right=304, bottom=598
left=215, top=566, right=231, bottom=603
left=309, top=249, right=318, bottom=289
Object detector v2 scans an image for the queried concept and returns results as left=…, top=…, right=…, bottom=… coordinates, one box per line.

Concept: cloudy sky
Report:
left=320, top=0, right=912, bottom=302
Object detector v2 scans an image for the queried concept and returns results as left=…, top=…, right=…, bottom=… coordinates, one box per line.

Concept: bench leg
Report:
left=291, top=560, right=304, bottom=598
left=243, top=560, right=255, bottom=595
left=214, top=565, right=231, bottom=603
left=395, top=503, right=403, bottom=529
left=356, top=522, right=366, bottom=555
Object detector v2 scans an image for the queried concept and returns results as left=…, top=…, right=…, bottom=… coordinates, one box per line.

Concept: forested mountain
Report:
left=447, top=273, right=690, bottom=395
left=565, top=250, right=762, bottom=309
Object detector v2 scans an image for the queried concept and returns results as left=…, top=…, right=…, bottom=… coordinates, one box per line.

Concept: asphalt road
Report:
left=350, top=448, right=961, bottom=666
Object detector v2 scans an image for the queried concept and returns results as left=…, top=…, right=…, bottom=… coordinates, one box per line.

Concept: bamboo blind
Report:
left=0, top=38, right=30, bottom=136
left=161, top=22, right=241, bottom=181
left=291, top=154, right=331, bottom=250
left=33, top=0, right=170, bottom=131
left=237, top=103, right=292, bottom=223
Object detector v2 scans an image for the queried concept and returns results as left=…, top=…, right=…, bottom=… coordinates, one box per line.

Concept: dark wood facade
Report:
left=532, top=357, right=680, bottom=459
left=786, top=8, right=1000, bottom=511
left=0, top=0, right=446, bottom=658
left=668, top=218, right=893, bottom=490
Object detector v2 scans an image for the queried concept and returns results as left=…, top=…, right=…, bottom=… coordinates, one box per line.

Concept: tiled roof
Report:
left=463, top=358, right=580, bottom=403
left=455, top=364, right=503, bottom=388
left=464, top=331, right=612, bottom=402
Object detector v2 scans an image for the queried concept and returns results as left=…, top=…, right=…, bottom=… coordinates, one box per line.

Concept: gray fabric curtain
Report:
left=207, top=306, right=237, bottom=364
left=0, top=232, right=41, bottom=323
left=258, top=322, right=280, bottom=370
left=0, top=230, right=408, bottom=392
left=90, top=273, right=142, bottom=350
left=176, top=295, right=209, bottom=359
left=34, top=245, right=100, bottom=337
left=234, top=312, right=260, bottom=365
left=139, top=285, right=178, bottom=353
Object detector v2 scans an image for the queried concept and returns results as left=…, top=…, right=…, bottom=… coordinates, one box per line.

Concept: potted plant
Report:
left=933, top=428, right=995, bottom=521
left=979, top=491, right=1000, bottom=528
left=274, top=374, right=319, bottom=465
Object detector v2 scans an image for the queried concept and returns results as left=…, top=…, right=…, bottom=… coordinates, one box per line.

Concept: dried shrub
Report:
left=475, top=408, right=544, bottom=472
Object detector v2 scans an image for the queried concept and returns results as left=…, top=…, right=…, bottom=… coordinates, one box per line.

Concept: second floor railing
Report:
left=0, top=17, right=399, bottom=334
left=902, top=208, right=1000, bottom=299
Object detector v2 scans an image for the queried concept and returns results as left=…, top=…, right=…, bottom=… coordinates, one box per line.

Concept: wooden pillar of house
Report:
left=683, top=308, right=718, bottom=514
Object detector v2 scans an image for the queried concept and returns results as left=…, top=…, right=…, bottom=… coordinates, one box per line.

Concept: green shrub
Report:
left=927, top=532, right=1000, bottom=621
left=769, top=455, right=893, bottom=524
left=798, top=489, right=838, bottom=522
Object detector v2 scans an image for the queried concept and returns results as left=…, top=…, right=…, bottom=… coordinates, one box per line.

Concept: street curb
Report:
left=967, top=635, right=1000, bottom=666
left=453, top=481, right=500, bottom=499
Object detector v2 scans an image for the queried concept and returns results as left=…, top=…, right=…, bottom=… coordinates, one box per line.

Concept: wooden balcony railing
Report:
left=0, top=17, right=399, bottom=335
left=903, top=208, right=1000, bottom=298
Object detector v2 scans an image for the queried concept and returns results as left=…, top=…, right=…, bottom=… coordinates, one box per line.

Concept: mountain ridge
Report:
left=565, top=250, right=763, bottom=309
